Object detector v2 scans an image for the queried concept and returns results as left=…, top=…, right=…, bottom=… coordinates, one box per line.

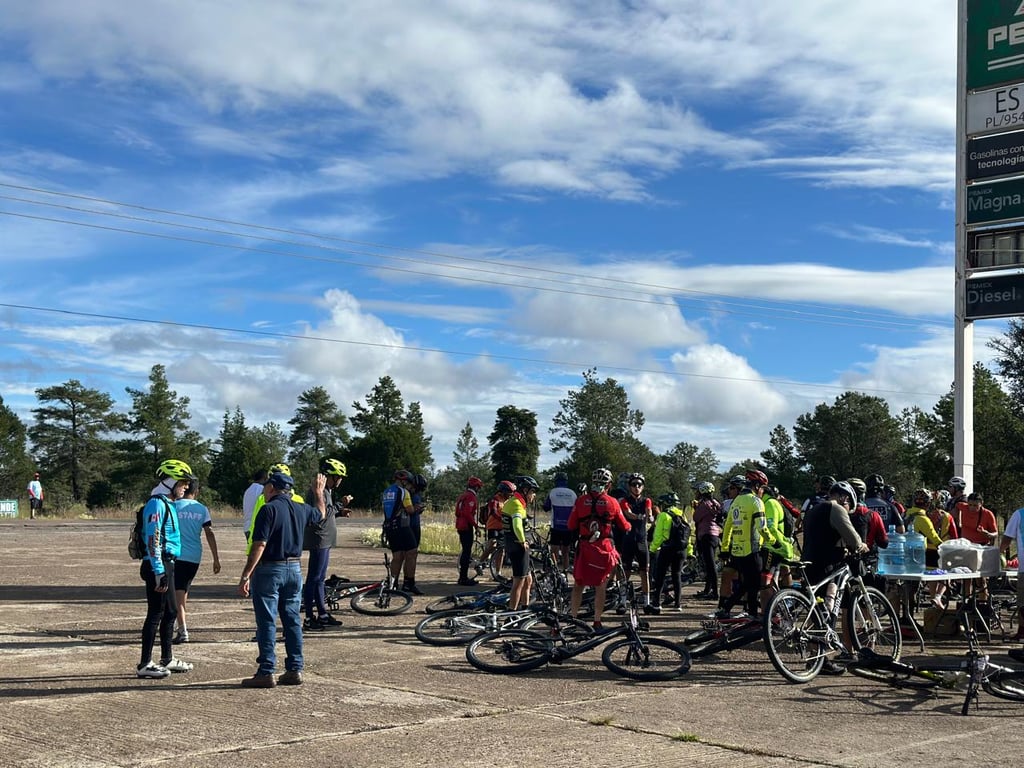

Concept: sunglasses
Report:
left=629, top=481, right=644, bottom=487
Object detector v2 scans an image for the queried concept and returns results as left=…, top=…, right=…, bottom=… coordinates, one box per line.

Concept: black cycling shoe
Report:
left=822, top=659, right=847, bottom=675
left=643, top=604, right=661, bottom=615
left=318, top=614, right=343, bottom=627
left=403, top=582, right=425, bottom=596
left=303, top=618, right=325, bottom=631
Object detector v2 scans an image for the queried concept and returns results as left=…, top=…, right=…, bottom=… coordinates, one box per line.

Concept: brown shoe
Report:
left=241, top=673, right=276, bottom=688
left=278, top=670, right=303, bottom=686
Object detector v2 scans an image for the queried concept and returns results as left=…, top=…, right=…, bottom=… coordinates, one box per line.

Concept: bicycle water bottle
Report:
left=904, top=530, right=926, bottom=575
left=877, top=525, right=895, bottom=575
left=888, top=529, right=906, bottom=576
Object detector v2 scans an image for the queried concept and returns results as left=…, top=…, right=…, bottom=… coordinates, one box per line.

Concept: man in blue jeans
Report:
left=238, top=470, right=326, bottom=688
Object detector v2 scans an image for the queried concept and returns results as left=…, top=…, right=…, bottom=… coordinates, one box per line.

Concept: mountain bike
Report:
left=423, top=584, right=510, bottom=614
left=415, top=606, right=592, bottom=646
left=324, top=550, right=414, bottom=616
left=762, top=555, right=901, bottom=683
left=465, top=585, right=691, bottom=681
left=683, top=612, right=763, bottom=657
left=849, top=647, right=1024, bottom=714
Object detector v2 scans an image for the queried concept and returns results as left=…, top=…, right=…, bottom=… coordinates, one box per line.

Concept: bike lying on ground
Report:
left=464, top=586, right=692, bottom=681
left=324, top=550, right=414, bottom=616
left=415, top=606, right=592, bottom=646
left=683, top=612, right=763, bottom=657
left=849, top=647, right=1024, bottom=715
left=762, top=555, right=901, bottom=683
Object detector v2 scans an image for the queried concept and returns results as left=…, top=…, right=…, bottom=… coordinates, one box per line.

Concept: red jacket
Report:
left=454, top=489, right=478, bottom=531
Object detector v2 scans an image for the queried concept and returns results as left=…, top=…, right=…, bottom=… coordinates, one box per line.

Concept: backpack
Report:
left=666, top=512, right=692, bottom=550
left=129, top=496, right=170, bottom=560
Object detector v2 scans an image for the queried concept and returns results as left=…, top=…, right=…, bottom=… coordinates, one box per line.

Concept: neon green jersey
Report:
left=721, top=492, right=765, bottom=557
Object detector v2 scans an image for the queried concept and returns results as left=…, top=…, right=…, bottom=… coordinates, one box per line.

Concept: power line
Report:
left=0, top=206, right=936, bottom=333
left=0, top=182, right=935, bottom=329
left=0, top=301, right=949, bottom=398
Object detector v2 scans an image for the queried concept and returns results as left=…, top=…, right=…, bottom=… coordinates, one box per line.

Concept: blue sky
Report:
left=0, top=1, right=1004, bottom=471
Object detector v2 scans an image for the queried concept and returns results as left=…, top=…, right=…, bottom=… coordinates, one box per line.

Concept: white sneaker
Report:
left=137, top=662, right=170, bottom=679
left=160, top=658, right=193, bottom=673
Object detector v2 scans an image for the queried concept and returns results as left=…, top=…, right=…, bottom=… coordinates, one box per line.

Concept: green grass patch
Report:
left=587, top=715, right=615, bottom=726
left=671, top=733, right=700, bottom=742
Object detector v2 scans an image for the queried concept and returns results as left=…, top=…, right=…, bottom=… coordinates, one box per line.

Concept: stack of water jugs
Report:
left=877, top=524, right=926, bottom=575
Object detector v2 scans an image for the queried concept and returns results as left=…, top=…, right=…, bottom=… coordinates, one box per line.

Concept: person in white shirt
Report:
left=242, top=469, right=268, bottom=542
left=27, top=472, right=43, bottom=519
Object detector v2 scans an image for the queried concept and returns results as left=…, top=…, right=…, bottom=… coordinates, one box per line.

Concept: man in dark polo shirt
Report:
left=238, top=470, right=326, bottom=688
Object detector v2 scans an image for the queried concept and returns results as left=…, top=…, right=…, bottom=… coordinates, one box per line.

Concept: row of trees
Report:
left=4, top=323, right=1024, bottom=519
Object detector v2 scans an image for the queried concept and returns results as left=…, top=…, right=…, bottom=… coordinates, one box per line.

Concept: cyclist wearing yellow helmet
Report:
left=137, top=459, right=196, bottom=680
left=302, top=458, right=349, bottom=630
left=245, top=462, right=305, bottom=554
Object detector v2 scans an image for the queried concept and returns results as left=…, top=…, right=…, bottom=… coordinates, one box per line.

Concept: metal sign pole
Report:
left=955, top=0, right=974, bottom=489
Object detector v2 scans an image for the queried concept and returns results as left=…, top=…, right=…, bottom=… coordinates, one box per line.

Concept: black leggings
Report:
left=140, top=559, right=178, bottom=666
left=652, top=547, right=684, bottom=607
left=458, top=529, right=475, bottom=578
left=697, top=534, right=720, bottom=595
left=726, top=552, right=762, bottom=615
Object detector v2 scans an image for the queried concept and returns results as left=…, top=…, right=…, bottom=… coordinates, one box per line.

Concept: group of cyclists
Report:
left=442, top=466, right=1020, bottom=651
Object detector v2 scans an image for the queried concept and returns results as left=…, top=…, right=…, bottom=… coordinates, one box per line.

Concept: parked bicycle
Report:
left=465, top=584, right=692, bottom=681
left=762, top=555, right=901, bottom=683
left=324, top=549, right=414, bottom=616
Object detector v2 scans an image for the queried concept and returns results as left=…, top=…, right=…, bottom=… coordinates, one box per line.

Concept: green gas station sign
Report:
left=968, top=1, right=1024, bottom=90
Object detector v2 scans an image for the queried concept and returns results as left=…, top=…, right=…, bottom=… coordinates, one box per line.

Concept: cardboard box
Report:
left=922, top=606, right=959, bottom=637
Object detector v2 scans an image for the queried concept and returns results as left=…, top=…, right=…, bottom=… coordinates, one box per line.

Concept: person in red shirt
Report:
left=955, top=492, right=999, bottom=546
left=454, top=477, right=484, bottom=586
left=567, top=468, right=631, bottom=632
left=954, top=491, right=999, bottom=601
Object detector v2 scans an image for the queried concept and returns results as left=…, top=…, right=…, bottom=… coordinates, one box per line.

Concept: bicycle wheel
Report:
left=763, top=588, right=826, bottom=683
left=721, top=621, right=764, bottom=652
left=518, top=614, right=594, bottom=641
left=847, top=586, right=901, bottom=662
left=847, top=660, right=941, bottom=689
left=414, top=609, right=497, bottom=646
left=488, top=545, right=513, bottom=584
left=983, top=669, right=1024, bottom=702
left=684, top=631, right=727, bottom=658
left=351, top=586, right=414, bottom=615
left=423, top=591, right=496, bottom=614
left=602, top=637, right=692, bottom=680
left=465, top=630, right=553, bottom=674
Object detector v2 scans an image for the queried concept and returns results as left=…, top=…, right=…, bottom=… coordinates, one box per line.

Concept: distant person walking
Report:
left=172, top=479, right=221, bottom=645
left=27, top=472, right=43, bottom=519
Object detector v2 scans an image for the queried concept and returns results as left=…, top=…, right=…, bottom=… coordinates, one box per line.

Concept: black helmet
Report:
left=818, top=475, right=836, bottom=490
left=413, top=473, right=428, bottom=492
left=515, top=475, right=540, bottom=491
left=865, top=473, right=885, bottom=492
left=658, top=492, right=680, bottom=506
left=554, top=471, right=568, bottom=483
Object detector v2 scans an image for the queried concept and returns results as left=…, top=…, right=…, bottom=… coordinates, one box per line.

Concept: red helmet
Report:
left=745, top=468, right=769, bottom=487
left=467, top=476, right=484, bottom=489
left=394, top=469, right=413, bottom=483
left=496, top=480, right=516, bottom=495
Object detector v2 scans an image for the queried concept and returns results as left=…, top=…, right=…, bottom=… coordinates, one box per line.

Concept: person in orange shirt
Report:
left=955, top=492, right=999, bottom=546
left=954, top=492, right=999, bottom=602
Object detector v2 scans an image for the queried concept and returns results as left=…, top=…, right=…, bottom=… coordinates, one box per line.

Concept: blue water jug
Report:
left=877, top=525, right=895, bottom=575
left=888, top=530, right=906, bottom=575
left=904, top=530, right=926, bottom=574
